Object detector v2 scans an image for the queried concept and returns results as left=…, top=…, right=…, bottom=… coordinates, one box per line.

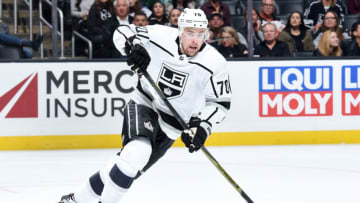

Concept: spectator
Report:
left=218, top=26, right=248, bottom=58
left=240, top=8, right=263, bottom=47
left=313, top=10, right=349, bottom=47
left=129, top=0, right=152, bottom=18
left=165, top=0, right=196, bottom=16
left=113, top=0, right=133, bottom=25
left=254, top=22, right=291, bottom=57
left=71, top=0, right=94, bottom=21
left=0, top=19, right=43, bottom=58
left=148, top=1, right=168, bottom=25
left=313, top=30, right=342, bottom=56
left=208, top=12, right=224, bottom=40
left=278, top=11, right=315, bottom=55
left=348, top=0, right=360, bottom=14
left=304, top=0, right=345, bottom=31
left=341, top=20, right=360, bottom=56
left=133, top=12, right=149, bottom=26
left=205, top=29, right=219, bottom=48
left=258, top=0, right=285, bottom=32
left=200, top=0, right=231, bottom=26
left=87, top=0, right=115, bottom=58
left=166, top=8, right=181, bottom=28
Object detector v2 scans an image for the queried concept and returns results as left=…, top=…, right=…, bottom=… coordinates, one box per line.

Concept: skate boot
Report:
left=59, top=193, right=77, bottom=203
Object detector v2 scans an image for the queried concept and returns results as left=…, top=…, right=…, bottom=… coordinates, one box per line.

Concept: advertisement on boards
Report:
left=0, top=62, right=137, bottom=136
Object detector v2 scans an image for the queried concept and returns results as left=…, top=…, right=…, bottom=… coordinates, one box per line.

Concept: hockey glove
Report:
left=125, top=43, right=150, bottom=74
left=181, top=117, right=211, bottom=153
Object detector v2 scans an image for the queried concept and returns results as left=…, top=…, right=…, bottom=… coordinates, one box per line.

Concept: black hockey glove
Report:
left=125, top=43, right=150, bottom=74
left=181, top=117, right=211, bottom=153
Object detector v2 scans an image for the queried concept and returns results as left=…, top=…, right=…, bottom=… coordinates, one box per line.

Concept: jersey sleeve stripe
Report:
left=137, top=34, right=149, bottom=39
left=149, top=40, right=174, bottom=57
left=216, top=101, right=231, bottom=110
left=116, top=28, right=130, bottom=41
left=188, top=61, right=213, bottom=75
left=210, top=76, right=219, bottom=98
left=205, top=107, right=218, bottom=122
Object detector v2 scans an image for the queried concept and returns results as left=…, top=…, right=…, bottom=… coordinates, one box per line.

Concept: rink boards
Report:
left=0, top=59, right=360, bottom=149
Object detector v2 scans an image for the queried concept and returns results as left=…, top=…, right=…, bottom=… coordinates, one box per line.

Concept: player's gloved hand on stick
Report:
left=181, top=117, right=211, bottom=153
left=125, top=41, right=150, bottom=74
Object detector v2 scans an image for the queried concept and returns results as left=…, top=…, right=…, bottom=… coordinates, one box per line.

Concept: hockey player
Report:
left=58, top=8, right=231, bottom=203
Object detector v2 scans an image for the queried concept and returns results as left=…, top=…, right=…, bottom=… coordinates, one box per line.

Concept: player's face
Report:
left=181, top=27, right=206, bottom=57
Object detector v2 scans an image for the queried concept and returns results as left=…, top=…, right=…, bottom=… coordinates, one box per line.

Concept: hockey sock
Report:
left=100, top=164, right=134, bottom=203
left=73, top=171, right=104, bottom=203
left=100, top=138, right=152, bottom=203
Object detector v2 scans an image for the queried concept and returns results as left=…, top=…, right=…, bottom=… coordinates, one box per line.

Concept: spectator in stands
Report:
left=132, top=12, right=149, bottom=26
left=341, top=20, right=360, bottom=56
left=313, top=10, right=348, bottom=47
left=278, top=11, right=315, bottom=55
left=166, top=8, right=181, bottom=27
left=304, top=0, right=345, bottom=31
left=313, top=30, right=342, bottom=56
left=113, top=0, right=133, bottom=25
left=205, top=29, right=219, bottom=48
left=209, top=12, right=224, bottom=40
left=129, top=0, right=152, bottom=18
left=258, top=0, right=285, bottom=33
left=240, top=8, right=263, bottom=47
left=0, top=19, right=43, bottom=59
left=87, top=0, right=115, bottom=58
left=71, top=0, right=94, bottom=22
left=165, top=0, right=196, bottom=16
left=253, top=22, right=290, bottom=57
left=200, top=0, right=231, bottom=26
left=348, top=0, right=360, bottom=14
left=217, top=26, right=248, bottom=58
left=148, top=1, right=169, bottom=25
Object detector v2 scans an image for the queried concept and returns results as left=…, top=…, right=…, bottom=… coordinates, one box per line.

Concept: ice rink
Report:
left=1, top=144, right=360, bottom=203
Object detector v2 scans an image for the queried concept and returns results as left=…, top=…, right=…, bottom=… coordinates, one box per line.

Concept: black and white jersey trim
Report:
left=217, top=101, right=231, bottom=110
left=188, top=61, right=213, bottom=75
left=206, top=107, right=218, bottom=122
left=150, top=40, right=174, bottom=57
left=210, top=76, right=218, bottom=98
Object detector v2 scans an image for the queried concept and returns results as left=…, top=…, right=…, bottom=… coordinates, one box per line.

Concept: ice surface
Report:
left=0, top=145, right=359, bottom=203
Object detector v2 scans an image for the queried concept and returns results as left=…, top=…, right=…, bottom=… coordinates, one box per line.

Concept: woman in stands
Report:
left=165, top=0, right=196, bottom=16
left=87, top=0, right=115, bottom=58
left=278, top=11, right=315, bottom=56
left=240, top=8, right=263, bottom=47
left=148, top=1, right=168, bottom=25
left=313, top=30, right=343, bottom=56
left=129, top=0, right=152, bottom=18
left=217, top=26, right=248, bottom=58
left=313, top=10, right=349, bottom=47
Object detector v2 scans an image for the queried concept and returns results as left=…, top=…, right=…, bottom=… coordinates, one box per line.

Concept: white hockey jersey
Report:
left=113, top=24, right=231, bottom=140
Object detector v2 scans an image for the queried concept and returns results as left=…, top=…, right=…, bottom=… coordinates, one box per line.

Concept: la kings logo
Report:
left=157, top=63, right=188, bottom=99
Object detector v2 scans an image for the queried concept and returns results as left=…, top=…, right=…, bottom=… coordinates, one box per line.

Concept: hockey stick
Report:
left=141, top=71, right=254, bottom=203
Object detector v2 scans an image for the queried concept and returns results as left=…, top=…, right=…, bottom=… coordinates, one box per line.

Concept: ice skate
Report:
left=58, top=193, right=77, bottom=203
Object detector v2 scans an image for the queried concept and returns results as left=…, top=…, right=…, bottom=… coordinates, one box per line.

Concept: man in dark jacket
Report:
left=341, top=20, right=360, bottom=56
left=254, top=22, right=290, bottom=57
